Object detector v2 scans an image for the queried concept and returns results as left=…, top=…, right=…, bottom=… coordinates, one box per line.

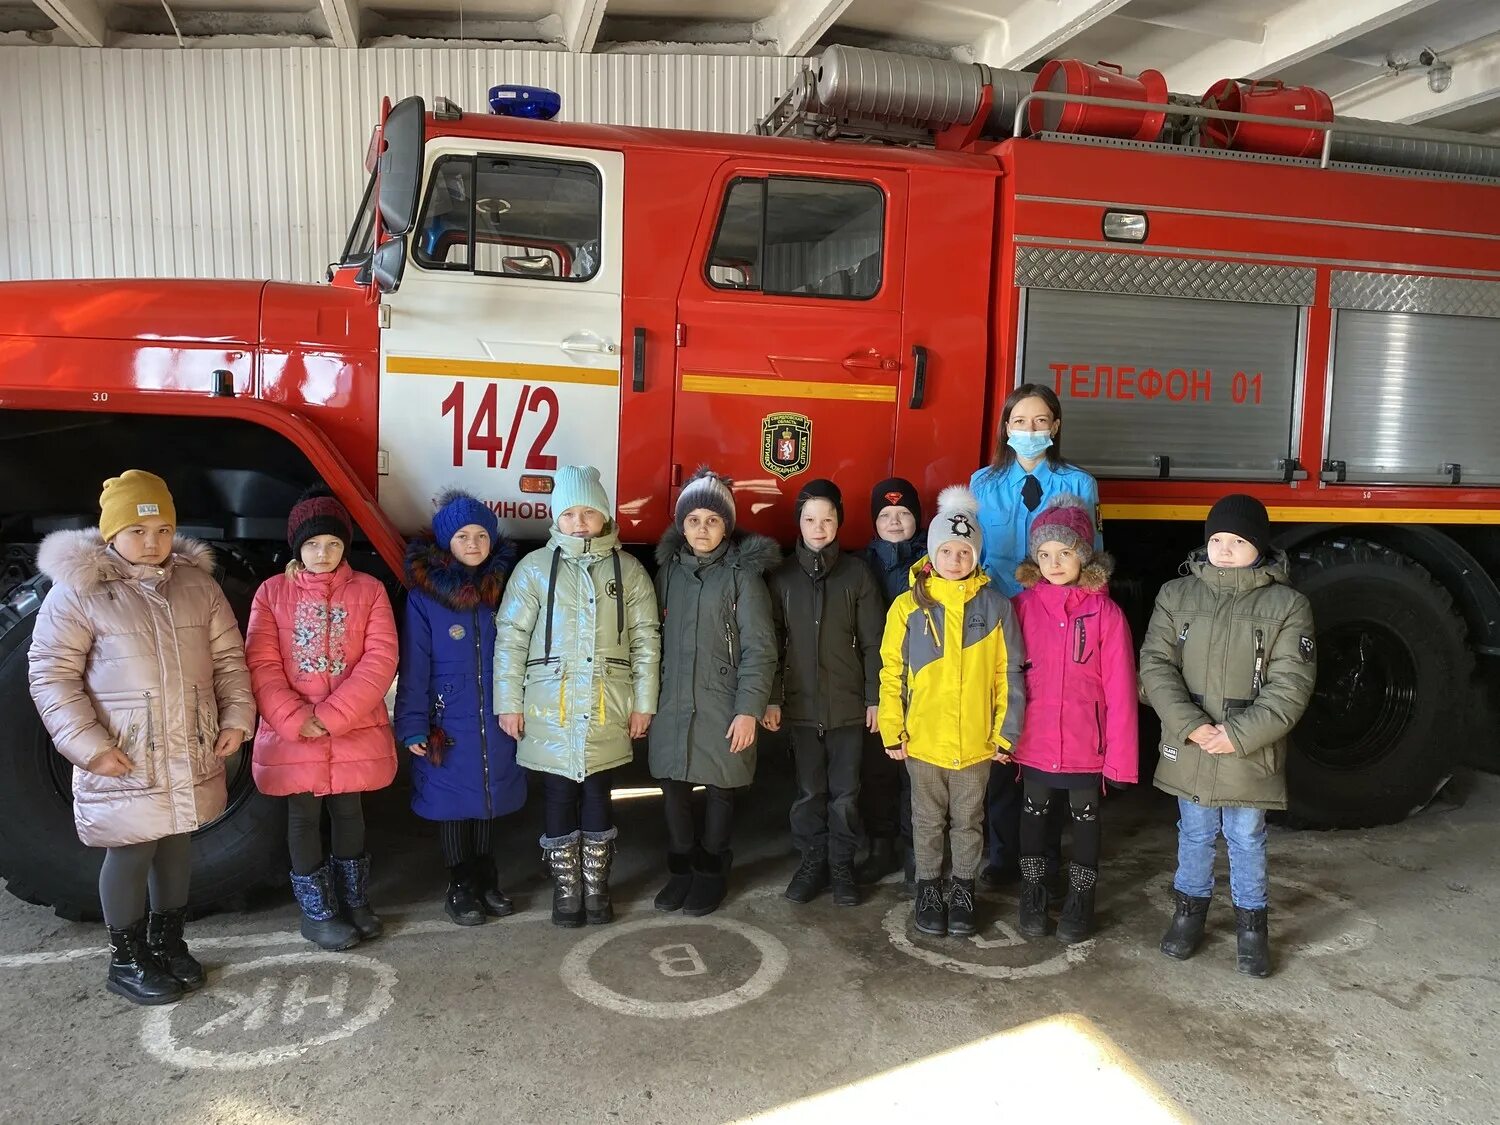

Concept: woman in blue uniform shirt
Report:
left=970, top=383, right=1102, bottom=595
left=970, top=383, right=1103, bottom=887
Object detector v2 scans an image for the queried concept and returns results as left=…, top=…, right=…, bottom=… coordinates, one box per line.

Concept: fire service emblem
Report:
left=760, top=412, right=812, bottom=480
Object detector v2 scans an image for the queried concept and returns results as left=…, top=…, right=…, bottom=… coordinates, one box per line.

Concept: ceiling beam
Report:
left=32, top=0, right=105, bottom=46
left=1160, top=0, right=1446, bottom=95
left=1111, top=9, right=1263, bottom=46
left=557, top=0, right=607, bottom=53
left=753, top=0, right=852, bottom=57
left=971, top=0, right=1135, bottom=71
left=317, top=0, right=359, bottom=48
left=1333, top=31, right=1500, bottom=124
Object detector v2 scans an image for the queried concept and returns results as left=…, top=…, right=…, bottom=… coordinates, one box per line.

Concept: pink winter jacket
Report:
left=246, top=563, right=399, bottom=797
left=1012, top=557, right=1139, bottom=783
left=28, top=532, right=256, bottom=848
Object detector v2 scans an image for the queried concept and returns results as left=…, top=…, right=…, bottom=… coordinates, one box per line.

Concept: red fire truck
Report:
left=3, top=46, right=1498, bottom=917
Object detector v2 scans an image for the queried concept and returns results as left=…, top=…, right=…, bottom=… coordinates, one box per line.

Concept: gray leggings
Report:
left=287, top=792, right=366, bottom=876
left=99, top=833, right=192, bottom=928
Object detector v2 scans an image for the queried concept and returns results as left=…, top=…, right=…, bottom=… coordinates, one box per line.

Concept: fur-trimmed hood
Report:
left=1015, top=551, right=1114, bottom=593
left=404, top=531, right=516, bottom=611
left=36, top=529, right=216, bottom=595
left=655, top=527, right=782, bottom=575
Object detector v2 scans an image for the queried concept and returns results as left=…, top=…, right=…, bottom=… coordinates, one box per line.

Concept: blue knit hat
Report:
left=433, top=489, right=499, bottom=546
left=552, top=465, right=611, bottom=522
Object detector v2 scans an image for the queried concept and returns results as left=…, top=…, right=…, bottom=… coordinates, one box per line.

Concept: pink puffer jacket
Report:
left=28, top=532, right=256, bottom=848
left=246, top=562, right=398, bottom=797
left=1012, top=556, right=1139, bottom=783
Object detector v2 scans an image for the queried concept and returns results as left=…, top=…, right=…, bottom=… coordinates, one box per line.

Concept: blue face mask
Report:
left=1007, top=431, right=1054, bottom=460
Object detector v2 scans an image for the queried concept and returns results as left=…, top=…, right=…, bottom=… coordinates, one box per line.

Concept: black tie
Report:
left=1021, top=474, right=1042, bottom=512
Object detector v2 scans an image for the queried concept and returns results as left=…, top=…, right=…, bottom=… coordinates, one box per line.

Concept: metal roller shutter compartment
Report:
left=1021, top=288, right=1301, bottom=479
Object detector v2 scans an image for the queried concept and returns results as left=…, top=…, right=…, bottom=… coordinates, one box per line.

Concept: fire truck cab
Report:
left=3, top=51, right=1499, bottom=917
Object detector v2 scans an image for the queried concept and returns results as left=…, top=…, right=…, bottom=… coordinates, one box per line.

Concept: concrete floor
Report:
left=1, top=761, right=1497, bottom=1125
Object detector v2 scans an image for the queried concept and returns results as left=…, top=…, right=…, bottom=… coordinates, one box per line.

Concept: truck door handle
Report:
left=841, top=349, right=898, bottom=372
left=632, top=327, right=646, bottom=393
left=560, top=330, right=617, bottom=355
left=909, top=345, right=929, bottom=409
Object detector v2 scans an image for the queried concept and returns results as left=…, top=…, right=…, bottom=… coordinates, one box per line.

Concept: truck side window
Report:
left=413, top=153, right=603, bottom=282
left=706, top=176, right=883, bottom=300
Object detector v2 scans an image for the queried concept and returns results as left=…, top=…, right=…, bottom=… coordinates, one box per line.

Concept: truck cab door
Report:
left=673, top=165, right=906, bottom=542
left=376, top=139, right=624, bottom=538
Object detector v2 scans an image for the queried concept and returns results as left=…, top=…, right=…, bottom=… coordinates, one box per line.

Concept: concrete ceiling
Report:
left=3, top=0, right=1498, bottom=133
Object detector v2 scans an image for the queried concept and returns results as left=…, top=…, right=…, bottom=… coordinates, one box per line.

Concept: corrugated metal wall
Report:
left=0, top=48, right=801, bottom=283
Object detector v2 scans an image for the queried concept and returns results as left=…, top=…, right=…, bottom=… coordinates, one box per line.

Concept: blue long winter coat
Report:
left=393, top=535, right=526, bottom=822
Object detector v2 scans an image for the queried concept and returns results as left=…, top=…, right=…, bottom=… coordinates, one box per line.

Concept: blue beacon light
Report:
left=488, top=85, right=562, bottom=120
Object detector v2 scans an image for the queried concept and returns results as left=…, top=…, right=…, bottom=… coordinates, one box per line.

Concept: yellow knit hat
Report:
left=99, top=470, right=177, bottom=543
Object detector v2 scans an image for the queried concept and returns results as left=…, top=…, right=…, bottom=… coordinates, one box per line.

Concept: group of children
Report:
left=26, top=461, right=1314, bottom=1007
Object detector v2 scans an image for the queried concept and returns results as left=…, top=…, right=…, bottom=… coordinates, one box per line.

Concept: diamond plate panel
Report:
left=1330, top=271, right=1500, bottom=319
left=1015, top=247, right=1314, bottom=306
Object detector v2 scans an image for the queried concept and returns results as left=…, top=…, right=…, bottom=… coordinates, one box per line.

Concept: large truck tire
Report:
left=1288, top=539, right=1470, bottom=829
left=0, top=574, right=286, bottom=921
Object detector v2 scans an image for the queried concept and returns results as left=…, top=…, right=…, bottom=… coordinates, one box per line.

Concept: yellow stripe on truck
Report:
left=1103, top=503, right=1500, bottom=525
left=680, top=373, right=898, bottom=403
left=386, top=355, right=619, bottom=386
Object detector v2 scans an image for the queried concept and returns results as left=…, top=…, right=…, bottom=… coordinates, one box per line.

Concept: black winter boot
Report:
left=654, top=851, right=695, bottom=912
left=581, top=829, right=617, bottom=925
left=291, top=864, right=362, bottom=950
left=146, top=907, right=205, bottom=990
left=1055, top=863, right=1098, bottom=945
left=107, top=920, right=183, bottom=1005
left=855, top=837, right=901, bottom=885
left=913, top=878, right=947, bottom=936
left=1235, top=907, right=1272, bottom=978
left=947, top=877, right=978, bottom=936
left=830, top=859, right=859, bottom=907
left=784, top=848, right=828, bottom=904
left=1160, top=891, right=1212, bottom=961
left=541, top=832, right=585, bottom=928
left=331, top=854, right=384, bottom=939
left=443, top=861, right=486, bottom=927
left=1017, top=856, right=1053, bottom=938
left=683, top=849, right=732, bottom=917
left=471, top=855, right=515, bottom=918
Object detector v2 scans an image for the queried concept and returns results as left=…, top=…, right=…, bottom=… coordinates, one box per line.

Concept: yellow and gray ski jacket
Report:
left=878, top=564, right=1026, bottom=770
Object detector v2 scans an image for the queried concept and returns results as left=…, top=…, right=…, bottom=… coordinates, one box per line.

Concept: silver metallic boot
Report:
left=581, top=828, right=618, bottom=925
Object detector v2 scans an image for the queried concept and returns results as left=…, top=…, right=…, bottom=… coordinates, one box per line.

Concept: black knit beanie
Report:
left=288, top=484, right=353, bottom=556
left=796, top=478, right=844, bottom=525
left=1205, top=493, right=1270, bottom=554
left=870, top=477, right=921, bottom=528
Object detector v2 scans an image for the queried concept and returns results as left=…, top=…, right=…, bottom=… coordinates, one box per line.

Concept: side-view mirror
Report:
left=371, top=239, right=407, bottom=294
left=377, top=95, right=426, bottom=238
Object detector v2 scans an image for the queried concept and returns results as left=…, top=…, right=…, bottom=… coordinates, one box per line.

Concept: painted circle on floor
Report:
left=140, top=951, right=397, bottom=1070
left=560, top=916, right=788, bottom=1018
left=883, top=898, right=1095, bottom=978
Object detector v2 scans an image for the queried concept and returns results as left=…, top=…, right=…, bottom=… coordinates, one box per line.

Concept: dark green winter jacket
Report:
left=648, top=528, right=780, bottom=789
left=1139, top=550, right=1316, bottom=810
left=767, top=540, right=885, bottom=731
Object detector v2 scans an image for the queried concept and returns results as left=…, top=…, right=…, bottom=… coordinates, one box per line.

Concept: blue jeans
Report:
left=1173, top=800, right=1268, bottom=910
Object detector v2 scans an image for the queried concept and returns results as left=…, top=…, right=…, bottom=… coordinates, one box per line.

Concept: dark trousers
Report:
left=1021, top=777, right=1101, bottom=870
left=98, top=833, right=192, bottom=929
left=859, top=730, right=912, bottom=845
left=438, top=817, right=497, bottom=868
left=789, top=723, right=863, bottom=863
left=662, top=779, right=737, bottom=854
left=286, top=791, right=366, bottom=876
left=542, top=770, right=614, bottom=837
left=986, top=762, right=1065, bottom=871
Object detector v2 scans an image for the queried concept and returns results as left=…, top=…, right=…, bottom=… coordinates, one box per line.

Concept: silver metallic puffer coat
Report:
left=28, top=531, right=256, bottom=847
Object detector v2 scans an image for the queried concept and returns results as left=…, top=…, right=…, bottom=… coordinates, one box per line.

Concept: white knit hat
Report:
left=675, top=468, right=736, bottom=534
left=552, top=465, right=611, bottom=522
left=927, top=484, right=983, bottom=562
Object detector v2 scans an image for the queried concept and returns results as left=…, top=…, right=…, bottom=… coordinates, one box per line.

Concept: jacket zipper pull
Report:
left=1251, top=628, right=1266, bottom=693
